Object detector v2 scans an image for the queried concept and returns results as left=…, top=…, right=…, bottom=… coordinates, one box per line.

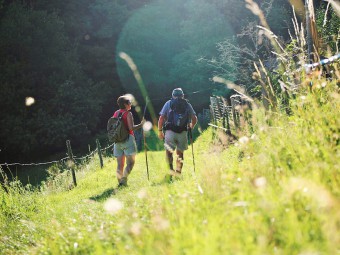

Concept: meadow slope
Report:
left=1, top=84, right=339, bottom=255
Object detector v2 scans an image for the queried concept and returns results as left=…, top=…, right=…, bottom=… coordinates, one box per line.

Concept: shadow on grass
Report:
left=150, top=175, right=184, bottom=187
left=89, top=188, right=115, bottom=202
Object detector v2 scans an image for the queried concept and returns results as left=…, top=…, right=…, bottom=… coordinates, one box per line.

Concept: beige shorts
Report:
left=164, top=130, right=188, bottom=152
left=114, top=135, right=137, bottom=157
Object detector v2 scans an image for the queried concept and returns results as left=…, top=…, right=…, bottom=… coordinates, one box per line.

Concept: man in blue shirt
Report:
left=158, top=88, right=197, bottom=179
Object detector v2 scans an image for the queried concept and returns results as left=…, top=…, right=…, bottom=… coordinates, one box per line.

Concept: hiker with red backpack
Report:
left=158, top=88, right=197, bottom=179
left=110, top=95, right=145, bottom=188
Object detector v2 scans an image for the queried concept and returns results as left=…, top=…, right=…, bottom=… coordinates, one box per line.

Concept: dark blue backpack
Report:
left=165, top=98, right=190, bottom=133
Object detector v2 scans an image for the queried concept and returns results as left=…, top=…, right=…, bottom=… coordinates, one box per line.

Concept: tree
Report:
left=207, top=0, right=294, bottom=97
left=0, top=3, right=104, bottom=160
left=316, top=2, right=340, bottom=54
left=116, top=0, right=236, bottom=109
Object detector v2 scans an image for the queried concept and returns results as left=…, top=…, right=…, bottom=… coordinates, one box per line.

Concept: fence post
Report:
left=230, top=95, right=240, bottom=129
left=221, top=97, right=231, bottom=135
left=96, top=139, right=104, bottom=168
left=217, top=97, right=226, bottom=130
left=209, top=97, right=217, bottom=139
left=66, top=140, right=77, bottom=187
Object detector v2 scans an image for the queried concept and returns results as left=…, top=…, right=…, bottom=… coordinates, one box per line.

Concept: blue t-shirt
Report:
left=159, top=100, right=196, bottom=119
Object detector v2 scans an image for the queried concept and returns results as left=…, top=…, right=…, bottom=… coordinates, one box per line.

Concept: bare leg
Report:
left=116, top=155, right=125, bottom=183
left=123, top=155, right=136, bottom=178
left=166, top=150, right=173, bottom=170
left=176, top=150, right=184, bottom=174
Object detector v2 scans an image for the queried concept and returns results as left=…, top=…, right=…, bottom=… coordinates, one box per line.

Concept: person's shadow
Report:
left=89, top=188, right=115, bottom=202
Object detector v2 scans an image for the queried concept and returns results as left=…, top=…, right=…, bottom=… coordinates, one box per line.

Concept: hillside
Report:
left=1, top=83, right=339, bottom=254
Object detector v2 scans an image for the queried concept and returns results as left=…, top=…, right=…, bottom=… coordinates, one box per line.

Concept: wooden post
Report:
left=232, top=104, right=239, bottom=130
left=96, top=139, right=104, bottom=169
left=305, top=0, right=313, bottom=64
left=209, top=97, right=217, bottom=139
left=231, top=95, right=240, bottom=129
left=221, top=97, right=231, bottom=135
left=66, top=140, right=77, bottom=187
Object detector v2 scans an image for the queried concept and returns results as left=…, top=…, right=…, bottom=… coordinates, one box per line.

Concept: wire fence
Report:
left=0, top=139, right=115, bottom=187
left=0, top=87, right=214, bottom=187
left=208, top=52, right=340, bottom=136
left=1, top=53, right=338, bottom=186
left=0, top=142, right=114, bottom=167
left=209, top=93, right=250, bottom=137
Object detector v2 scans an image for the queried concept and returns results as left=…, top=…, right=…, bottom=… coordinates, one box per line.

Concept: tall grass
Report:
left=1, top=2, right=340, bottom=254
left=0, top=79, right=339, bottom=254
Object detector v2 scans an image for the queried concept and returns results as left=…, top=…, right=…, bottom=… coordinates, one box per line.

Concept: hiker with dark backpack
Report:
left=109, top=95, right=145, bottom=188
left=158, top=88, right=197, bottom=179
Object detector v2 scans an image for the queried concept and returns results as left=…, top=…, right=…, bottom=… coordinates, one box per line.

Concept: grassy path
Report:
left=1, top=86, right=339, bottom=254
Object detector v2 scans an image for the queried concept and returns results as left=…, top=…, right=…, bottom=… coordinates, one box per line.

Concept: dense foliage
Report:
left=0, top=0, right=329, bottom=163
left=0, top=3, right=104, bottom=157
left=0, top=0, right=151, bottom=160
left=116, top=0, right=236, bottom=107
left=0, top=0, right=339, bottom=253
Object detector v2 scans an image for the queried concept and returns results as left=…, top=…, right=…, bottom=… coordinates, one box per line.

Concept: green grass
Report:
left=1, top=83, right=339, bottom=255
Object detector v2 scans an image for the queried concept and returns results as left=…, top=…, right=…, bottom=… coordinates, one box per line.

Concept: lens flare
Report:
left=25, top=97, right=35, bottom=106
left=124, top=94, right=136, bottom=105
left=142, top=121, right=153, bottom=132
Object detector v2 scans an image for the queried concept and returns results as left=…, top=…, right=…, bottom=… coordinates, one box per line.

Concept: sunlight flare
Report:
left=142, top=121, right=153, bottom=132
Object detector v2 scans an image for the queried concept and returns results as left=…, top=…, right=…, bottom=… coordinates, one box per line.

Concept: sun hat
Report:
left=172, top=88, right=184, bottom=97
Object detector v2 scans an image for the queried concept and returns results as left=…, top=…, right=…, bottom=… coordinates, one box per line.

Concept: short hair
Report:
left=117, top=95, right=130, bottom=109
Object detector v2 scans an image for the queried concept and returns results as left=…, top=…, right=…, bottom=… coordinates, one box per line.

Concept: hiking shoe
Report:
left=117, top=177, right=128, bottom=188
left=164, top=174, right=173, bottom=183
left=117, top=183, right=128, bottom=189
left=169, top=169, right=181, bottom=178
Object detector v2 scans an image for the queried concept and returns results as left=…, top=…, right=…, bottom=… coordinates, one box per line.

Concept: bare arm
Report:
left=158, top=115, right=165, bottom=131
left=158, top=115, right=165, bottom=139
left=189, top=115, right=197, bottom=129
left=126, top=112, right=144, bottom=131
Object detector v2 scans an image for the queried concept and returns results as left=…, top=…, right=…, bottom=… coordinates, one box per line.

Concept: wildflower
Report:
left=254, top=177, right=267, bottom=188
left=137, top=188, right=147, bottom=199
left=104, top=198, right=123, bottom=215
left=234, top=201, right=248, bottom=207
left=250, top=134, right=257, bottom=140
left=129, top=222, right=142, bottom=236
left=152, top=215, right=170, bottom=231
left=239, top=136, right=249, bottom=144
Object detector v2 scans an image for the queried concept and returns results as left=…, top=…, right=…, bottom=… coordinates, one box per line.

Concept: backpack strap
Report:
left=116, top=110, right=128, bottom=119
left=119, top=110, right=129, bottom=131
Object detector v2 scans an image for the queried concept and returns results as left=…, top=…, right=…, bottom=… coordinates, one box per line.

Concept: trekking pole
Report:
left=143, top=99, right=150, bottom=181
left=189, top=128, right=196, bottom=173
